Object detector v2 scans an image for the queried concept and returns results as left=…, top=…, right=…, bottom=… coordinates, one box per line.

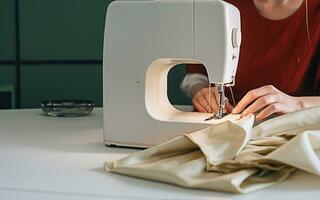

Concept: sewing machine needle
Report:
left=205, top=84, right=226, bottom=121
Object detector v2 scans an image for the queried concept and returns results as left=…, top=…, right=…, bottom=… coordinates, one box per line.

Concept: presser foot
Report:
left=204, top=112, right=227, bottom=121
left=204, top=83, right=228, bottom=121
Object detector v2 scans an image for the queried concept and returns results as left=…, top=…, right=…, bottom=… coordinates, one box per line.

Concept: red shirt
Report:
left=188, top=0, right=320, bottom=102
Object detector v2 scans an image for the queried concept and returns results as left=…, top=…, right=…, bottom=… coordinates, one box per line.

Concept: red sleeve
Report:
left=185, top=64, right=207, bottom=76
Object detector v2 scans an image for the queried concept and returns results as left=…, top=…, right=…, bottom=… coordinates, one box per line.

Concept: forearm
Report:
left=180, top=73, right=209, bottom=97
left=298, top=96, right=320, bottom=109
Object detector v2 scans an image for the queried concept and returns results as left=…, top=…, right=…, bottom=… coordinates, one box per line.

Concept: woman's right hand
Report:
left=192, top=86, right=233, bottom=113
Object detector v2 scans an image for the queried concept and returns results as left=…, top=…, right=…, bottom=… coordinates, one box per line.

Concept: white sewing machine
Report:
left=103, top=0, right=241, bottom=147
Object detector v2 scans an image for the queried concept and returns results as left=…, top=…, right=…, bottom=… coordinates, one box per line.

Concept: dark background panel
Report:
left=0, top=65, right=16, bottom=109
left=0, top=65, right=16, bottom=85
left=0, top=0, right=16, bottom=60
left=19, top=0, right=112, bottom=61
left=21, top=64, right=102, bottom=108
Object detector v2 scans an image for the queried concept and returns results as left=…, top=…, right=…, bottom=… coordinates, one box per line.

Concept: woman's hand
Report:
left=232, top=85, right=304, bottom=120
left=192, top=86, right=234, bottom=113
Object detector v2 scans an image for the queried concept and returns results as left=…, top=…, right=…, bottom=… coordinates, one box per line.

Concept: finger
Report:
left=194, top=88, right=213, bottom=113
left=192, top=98, right=206, bottom=112
left=202, top=93, right=212, bottom=112
left=232, top=85, right=277, bottom=114
left=205, top=104, right=213, bottom=113
left=200, top=88, right=215, bottom=113
left=225, top=102, right=234, bottom=113
left=204, top=89, right=218, bottom=113
left=242, top=94, right=279, bottom=116
left=211, top=87, right=220, bottom=113
left=256, top=103, right=282, bottom=120
left=195, top=94, right=210, bottom=113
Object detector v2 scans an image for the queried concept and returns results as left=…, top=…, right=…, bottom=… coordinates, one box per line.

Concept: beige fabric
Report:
left=105, top=106, right=320, bottom=193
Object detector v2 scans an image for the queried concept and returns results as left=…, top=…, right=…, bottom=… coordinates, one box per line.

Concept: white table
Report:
left=0, top=109, right=319, bottom=200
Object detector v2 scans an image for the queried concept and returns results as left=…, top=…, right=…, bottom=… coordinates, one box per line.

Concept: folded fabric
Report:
left=105, top=106, right=320, bottom=193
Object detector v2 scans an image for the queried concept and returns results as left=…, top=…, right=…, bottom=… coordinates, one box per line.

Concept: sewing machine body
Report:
left=103, top=0, right=241, bottom=147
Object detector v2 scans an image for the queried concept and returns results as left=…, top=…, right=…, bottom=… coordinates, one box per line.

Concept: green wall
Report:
left=168, top=65, right=192, bottom=106
left=0, top=0, right=191, bottom=109
left=0, top=0, right=16, bottom=60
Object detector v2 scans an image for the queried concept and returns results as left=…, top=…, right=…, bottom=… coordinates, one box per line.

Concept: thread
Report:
left=305, top=0, right=312, bottom=47
left=208, top=83, right=211, bottom=113
left=229, top=86, right=236, bottom=107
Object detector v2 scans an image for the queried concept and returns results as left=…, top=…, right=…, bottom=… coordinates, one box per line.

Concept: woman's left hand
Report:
left=232, top=85, right=304, bottom=120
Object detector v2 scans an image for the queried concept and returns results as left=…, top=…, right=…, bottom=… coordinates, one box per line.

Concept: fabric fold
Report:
left=185, top=114, right=254, bottom=165
left=105, top=106, right=320, bottom=193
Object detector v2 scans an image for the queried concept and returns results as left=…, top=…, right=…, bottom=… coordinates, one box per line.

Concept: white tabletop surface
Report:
left=0, top=109, right=319, bottom=200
